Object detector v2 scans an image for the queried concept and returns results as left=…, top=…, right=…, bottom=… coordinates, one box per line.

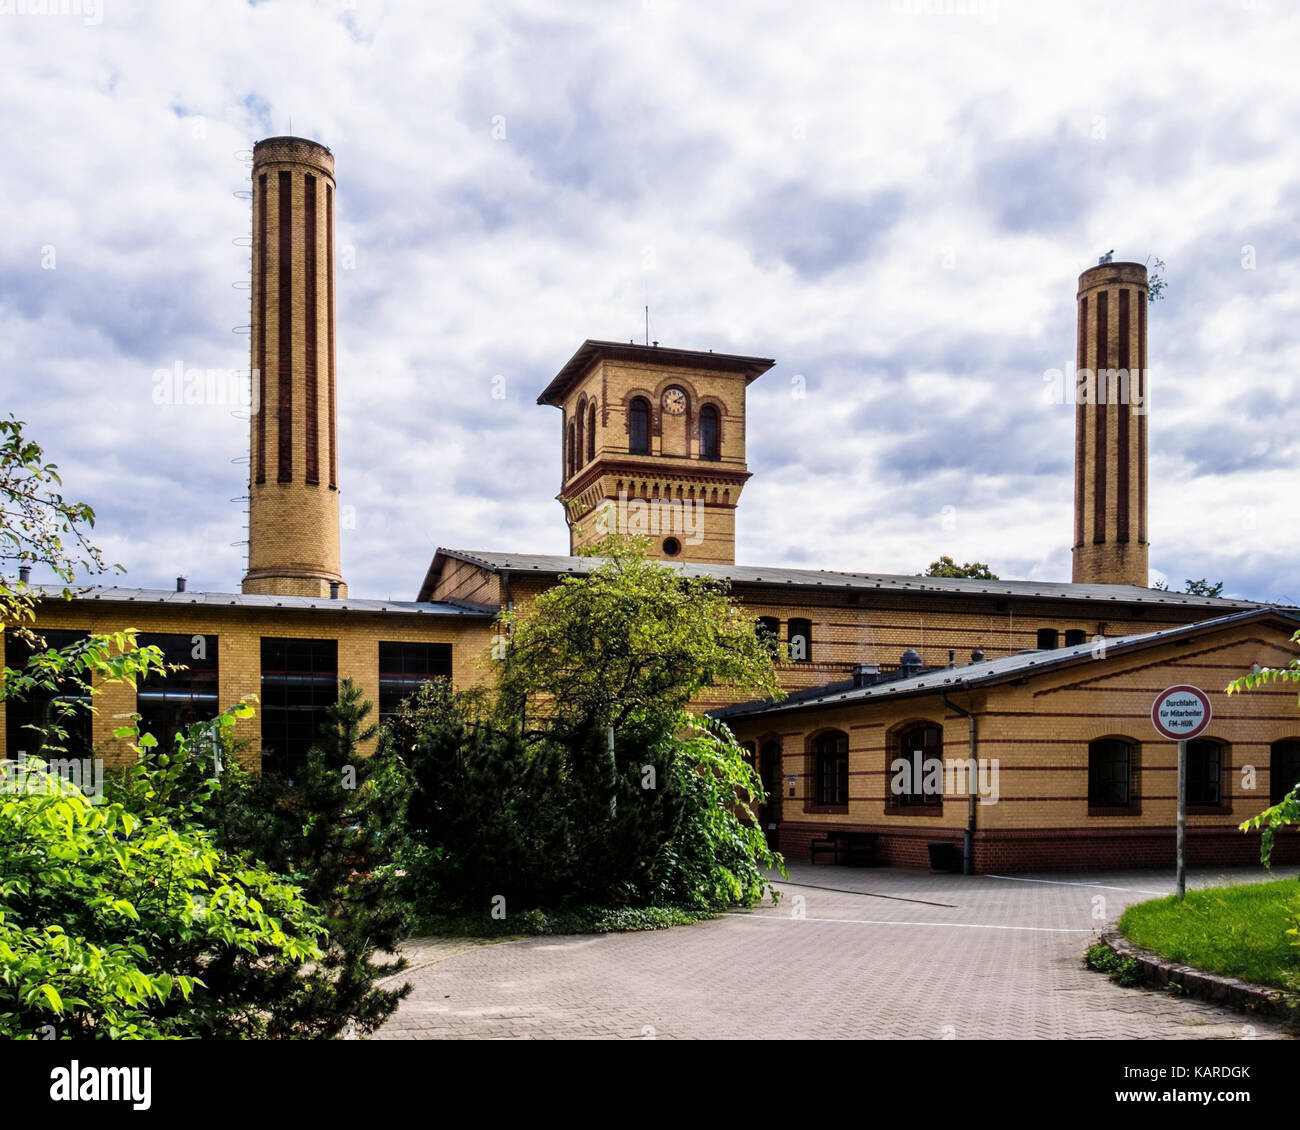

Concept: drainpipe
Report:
left=940, top=684, right=977, bottom=876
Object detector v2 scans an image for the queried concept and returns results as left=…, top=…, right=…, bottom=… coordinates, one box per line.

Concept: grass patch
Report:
left=408, top=904, right=716, bottom=939
left=1117, top=879, right=1300, bottom=992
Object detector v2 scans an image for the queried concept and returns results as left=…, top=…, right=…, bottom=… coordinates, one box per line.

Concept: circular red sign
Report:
left=1151, top=684, right=1212, bottom=741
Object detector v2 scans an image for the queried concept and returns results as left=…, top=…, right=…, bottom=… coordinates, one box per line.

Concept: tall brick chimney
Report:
left=1071, top=260, right=1149, bottom=588
left=241, top=136, right=347, bottom=598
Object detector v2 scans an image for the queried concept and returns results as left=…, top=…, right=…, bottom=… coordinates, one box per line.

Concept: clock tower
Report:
left=537, top=340, right=774, bottom=565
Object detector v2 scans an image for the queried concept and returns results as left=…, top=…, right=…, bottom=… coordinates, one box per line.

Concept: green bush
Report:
left=1083, top=941, right=1144, bottom=987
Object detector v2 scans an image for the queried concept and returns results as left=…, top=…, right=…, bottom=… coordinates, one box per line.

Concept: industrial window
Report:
left=1036, top=628, right=1059, bottom=650
left=586, top=402, right=596, bottom=462
left=136, top=632, right=219, bottom=751
left=699, top=404, right=720, bottom=459
left=788, top=618, right=812, bottom=663
left=755, top=616, right=781, bottom=658
left=814, top=731, right=849, bottom=807
left=378, top=641, right=452, bottom=724
left=3, top=628, right=93, bottom=760
left=1271, top=739, right=1300, bottom=805
left=567, top=419, right=577, bottom=477
left=1088, top=738, right=1133, bottom=808
left=1187, top=739, right=1223, bottom=807
left=629, top=397, right=650, bottom=454
left=894, top=724, right=944, bottom=807
left=260, top=637, right=338, bottom=783
left=1064, top=629, right=1087, bottom=647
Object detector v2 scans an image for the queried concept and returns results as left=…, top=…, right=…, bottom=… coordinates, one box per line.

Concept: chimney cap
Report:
left=175, top=576, right=186, bottom=592
left=900, top=647, right=922, bottom=668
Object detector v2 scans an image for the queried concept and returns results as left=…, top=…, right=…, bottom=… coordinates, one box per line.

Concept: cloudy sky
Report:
left=2, top=0, right=1298, bottom=603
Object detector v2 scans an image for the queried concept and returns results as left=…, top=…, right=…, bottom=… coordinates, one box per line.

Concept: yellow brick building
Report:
left=4, top=142, right=1294, bottom=870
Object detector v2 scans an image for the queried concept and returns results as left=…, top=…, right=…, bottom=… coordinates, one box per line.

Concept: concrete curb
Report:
left=1099, top=928, right=1298, bottom=1022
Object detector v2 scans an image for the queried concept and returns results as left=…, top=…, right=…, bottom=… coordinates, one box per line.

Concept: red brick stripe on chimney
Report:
left=304, top=174, right=319, bottom=485
left=1093, top=289, right=1108, bottom=544
left=1117, top=289, right=1130, bottom=543
left=277, top=170, right=293, bottom=482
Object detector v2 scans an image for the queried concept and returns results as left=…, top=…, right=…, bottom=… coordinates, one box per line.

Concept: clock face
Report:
left=662, top=387, right=687, bottom=416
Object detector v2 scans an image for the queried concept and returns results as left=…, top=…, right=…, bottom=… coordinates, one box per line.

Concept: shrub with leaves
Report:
left=0, top=748, right=325, bottom=1040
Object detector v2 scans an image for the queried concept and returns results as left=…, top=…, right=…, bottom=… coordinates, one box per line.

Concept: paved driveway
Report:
left=373, top=864, right=1293, bottom=1040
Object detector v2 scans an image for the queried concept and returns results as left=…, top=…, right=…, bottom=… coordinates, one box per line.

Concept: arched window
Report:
left=575, top=403, right=585, bottom=471
left=1088, top=737, right=1134, bottom=809
left=699, top=404, right=720, bottom=459
left=756, top=616, right=780, bottom=658
left=813, top=731, right=849, bottom=807
left=567, top=419, right=576, bottom=477
left=628, top=397, right=650, bottom=454
left=1064, top=629, right=1087, bottom=647
left=586, top=402, right=596, bottom=463
left=788, top=618, right=812, bottom=663
left=892, top=724, right=943, bottom=807
left=1037, top=628, right=1059, bottom=650
left=1271, top=739, right=1300, bottom=805
left=1187, top=738, right=1224, bottom=807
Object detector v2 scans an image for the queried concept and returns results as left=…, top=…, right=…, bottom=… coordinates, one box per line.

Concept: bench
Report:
left=809, top=830, right=879, bottom=866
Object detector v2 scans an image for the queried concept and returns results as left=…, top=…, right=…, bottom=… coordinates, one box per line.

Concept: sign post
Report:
left=1151, top=685, right=1212, bottom=900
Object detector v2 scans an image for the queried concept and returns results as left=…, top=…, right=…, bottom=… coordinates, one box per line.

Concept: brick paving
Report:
left=372, top=864, right=1294, bottom=1040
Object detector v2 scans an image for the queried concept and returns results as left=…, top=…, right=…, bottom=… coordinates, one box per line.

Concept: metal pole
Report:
left=1176, top=738, right=1187, bottom=900
left=607, top=724, right=617, bottom=819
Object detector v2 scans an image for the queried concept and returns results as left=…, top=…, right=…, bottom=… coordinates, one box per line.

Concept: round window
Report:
left=662, top=537, right=681, bottom=556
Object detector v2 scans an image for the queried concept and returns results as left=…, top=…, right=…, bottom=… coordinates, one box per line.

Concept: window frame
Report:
left=699, top=404, right=720, bottom=460
left=888, top=722, right=945, bottom=812
left=1087, top=736, right=1137, bottom=813
left=787, top=618, right=812, bottom=663
left=628, top=397, right=650, bottom=454
left=1270, top=738, right=1300, bottom=806
left=1186, top=737, right=1227, bottom=812
left=809, top=730, right=849, bottom=811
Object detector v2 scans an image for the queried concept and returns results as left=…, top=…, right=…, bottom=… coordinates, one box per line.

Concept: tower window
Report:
left=586, top=402, right=596, bottom=463
left=699, top=405, right=720, bottom=459
left=567, top=419, right=577, bottom=478
left=629, top=397, right=650, bottom=454
left=788, top=618, right=812, bottom=663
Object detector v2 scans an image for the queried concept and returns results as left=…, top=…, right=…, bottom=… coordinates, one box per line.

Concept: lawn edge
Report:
left=1099, top=928, right=1299, bottom=1022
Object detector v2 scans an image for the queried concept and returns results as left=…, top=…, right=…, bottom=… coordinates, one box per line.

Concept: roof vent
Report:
left=852, top=663, right=879, bottom=688
left=18, top=565, right=31, bottom=584
left=900, top=648, right=922, bottom=676
left=971, top=648, right=985, bottom=663
left=329, top=581, right=340, bottom=599
left=176, top=576, right=186, bottom=592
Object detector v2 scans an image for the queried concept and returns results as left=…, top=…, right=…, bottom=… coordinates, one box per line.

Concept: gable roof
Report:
left=417, top=547, right=1263, bottom=611
left=709, top=607, right=1300, bottom=722
left=537, top=340, right=775, bottom=407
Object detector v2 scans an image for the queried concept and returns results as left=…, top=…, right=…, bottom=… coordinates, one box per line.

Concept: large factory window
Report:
left=260, top=637, right=338, bottom=783
left=136, top=632, right=219, bottom=751
left=3, top=627, right=93, bottom=761
left=378, top=641, right=452, bottom=724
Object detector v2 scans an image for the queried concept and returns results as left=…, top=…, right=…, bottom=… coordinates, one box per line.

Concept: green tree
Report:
left=921, top=556, right=998, bottom=580
left=1228, top=636, right=1300, bottom=867
left=0, top=706, right=327, bottom=1040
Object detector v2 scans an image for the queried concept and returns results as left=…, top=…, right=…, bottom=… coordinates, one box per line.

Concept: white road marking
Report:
left=984, top=874, right=1167, bottom=896
left=727, top=913, right=1093, bottom=934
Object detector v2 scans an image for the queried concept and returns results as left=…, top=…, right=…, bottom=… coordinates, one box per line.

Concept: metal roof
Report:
left=33, top=585, right=493, bottom=618
left=537, top=340, right=775, bottom=406
left=710, top=606, right=1300, bottom=721
left=425, top=548, right=1264, bottom=610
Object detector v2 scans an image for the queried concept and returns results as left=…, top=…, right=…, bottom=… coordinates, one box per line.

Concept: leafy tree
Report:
left=0, top=707, right=327, bottom=1040
left=497, top=535, right=781, bottom=741
left=380, top=538, right=786, bottom=914
left=108, top=682, right=412, bottom=1037
left=1228, top=635, right=1300, bottom=867
left=921, top=556, right=998, bottom=580
left=1151, top=577, right=1225, bottom=597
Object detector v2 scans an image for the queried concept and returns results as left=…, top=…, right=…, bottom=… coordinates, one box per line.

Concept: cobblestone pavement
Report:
left=372, top=865, right=1293, bottom=1040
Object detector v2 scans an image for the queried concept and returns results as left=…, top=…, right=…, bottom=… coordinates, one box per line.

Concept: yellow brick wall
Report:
left=729, top=622, right=1300, bottom=835
left=1, top=599, right=495, bottom=769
